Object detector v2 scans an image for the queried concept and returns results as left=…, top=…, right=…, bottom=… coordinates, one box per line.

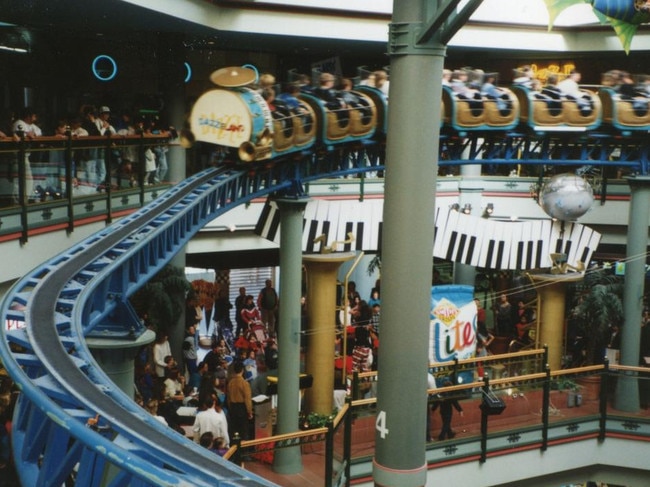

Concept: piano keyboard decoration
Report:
left=254, top=199, right=601, bottom=271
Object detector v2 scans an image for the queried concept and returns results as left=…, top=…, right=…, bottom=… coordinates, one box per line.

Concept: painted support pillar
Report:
left=157, top=33, right=186, bottom=185
left=87, top=330, right=155, bottom=397
left=530, top=274, right=582, bottom=370
left=303, top=252, right=356, bottom=415
left=615, top=176, right=650, bottom=411
left=373, top=6, right=443, bottom=487
left=157, top=34, right=188, bottom=363
left=273, top=197, right=309, bottom=474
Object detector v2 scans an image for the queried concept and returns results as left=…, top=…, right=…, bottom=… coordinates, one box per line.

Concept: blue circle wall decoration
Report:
left=92, top=55, right=117, bottom=81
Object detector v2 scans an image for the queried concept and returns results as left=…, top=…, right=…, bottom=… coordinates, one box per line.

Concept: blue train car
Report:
left=442, top=85, right=520, bottom=134
left=599, top=86, right=650, bottom=134
left=510, top=85, right=602, bottom=133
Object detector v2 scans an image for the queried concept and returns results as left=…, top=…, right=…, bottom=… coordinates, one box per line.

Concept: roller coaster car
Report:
left=442, top=86, right=519, bottom=132
left=190, top=86, right=317, bottom=163
left=564, top=90, right=601, bottom=127
left=599, top=87, right=650, bottom=129
left=512, top=85, right=602, bottom=131
left=354, top=85, right=389, bottom=136
left=299, top=90, right=378, bottom=144
left=484, top=87, right=520, bottom=127
left=270, top=100, right=317, bottom=151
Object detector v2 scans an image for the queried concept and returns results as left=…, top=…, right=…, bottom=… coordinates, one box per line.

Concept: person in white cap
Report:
left=93, top=106, right=116, bottom=190
left=95, top=106, right=116, bottom=136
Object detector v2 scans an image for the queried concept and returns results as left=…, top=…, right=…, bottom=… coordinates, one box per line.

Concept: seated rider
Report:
left=313, top=72, right=349, bottom=125
left=540, top=74, right=563, bottom=117
left=558, top=70, right=593, bottom=116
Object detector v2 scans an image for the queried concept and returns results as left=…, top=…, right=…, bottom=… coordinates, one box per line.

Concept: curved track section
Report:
left=0, top=154, right=375, bottom=486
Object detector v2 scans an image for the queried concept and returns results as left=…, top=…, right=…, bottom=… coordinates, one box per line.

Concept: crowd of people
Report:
left=132, top=277, right=386, bottom=457
left=0, top=104, right=174, bottom=206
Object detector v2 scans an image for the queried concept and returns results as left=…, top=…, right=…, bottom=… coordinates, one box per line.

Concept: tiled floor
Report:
left=244, top=450, right=329, bottom=486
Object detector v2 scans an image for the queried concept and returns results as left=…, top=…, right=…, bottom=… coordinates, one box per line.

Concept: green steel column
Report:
left=87, top=330, right=155, bottom=397
left=615, top=176, right=650, bottom=411
left=273, top=197, right=308, bottom=474
left=158, top=33, right=186, bottom=185
left=158, top=34, right=188, bottom=360
left=373, top=7, right=445, bottom=487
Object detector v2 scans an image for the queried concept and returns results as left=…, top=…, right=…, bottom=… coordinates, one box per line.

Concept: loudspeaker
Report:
left=480, top=395, right=506, bottom=415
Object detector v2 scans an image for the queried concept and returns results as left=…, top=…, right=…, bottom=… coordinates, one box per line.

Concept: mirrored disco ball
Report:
left=539, top=173, right=594, bottom=221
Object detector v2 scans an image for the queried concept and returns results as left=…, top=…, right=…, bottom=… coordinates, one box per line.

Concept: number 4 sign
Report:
left=375, top=410, right=389, bottom=439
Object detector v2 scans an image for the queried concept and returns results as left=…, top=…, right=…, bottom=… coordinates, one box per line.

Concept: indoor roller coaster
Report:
left=2, top=91, right=650, bottom=484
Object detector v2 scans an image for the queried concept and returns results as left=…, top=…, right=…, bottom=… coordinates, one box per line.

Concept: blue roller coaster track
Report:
left=0, top=150, right=378, bottom=486
left=0, top=131, right=648, bottom=486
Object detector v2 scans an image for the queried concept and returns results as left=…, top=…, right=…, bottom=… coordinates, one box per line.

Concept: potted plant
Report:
left=568, top=270, right=624, bottom=367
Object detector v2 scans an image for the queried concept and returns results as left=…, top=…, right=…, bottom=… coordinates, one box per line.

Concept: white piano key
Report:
left=499, top=222, right=513, bottom=270
left=303, top=200, right=322, bottom=252
left=369, top=200, right=383, bottom=251
left=453, top=212, right=474, bottom=264
left=313, top=200, right=332, bottom=253
left=468, top=216, right=488, bottom=267
left=569, top=222, right=593, bottom=267
left=434, top=208, right=460, bottom=261
left=477, top=217, right=498, bottom=269
left=325, top=200, right=342, bottom=249
left=581, top=229, right=602, bottom=266
left=509, top=219, right=523, bottom=269
left=433, top=206, right=452, bottom=258
left=301, top=200, right=318, bottom=251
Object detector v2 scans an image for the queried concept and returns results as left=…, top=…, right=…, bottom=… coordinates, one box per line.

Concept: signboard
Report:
left=429, top=285, right=477, bottom=383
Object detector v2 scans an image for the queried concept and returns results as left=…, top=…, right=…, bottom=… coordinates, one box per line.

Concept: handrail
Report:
left=241, top=426, right=329, bottom=449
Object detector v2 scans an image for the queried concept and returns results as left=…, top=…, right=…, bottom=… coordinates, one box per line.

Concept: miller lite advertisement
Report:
left=429, top=284, right=477, bottom=365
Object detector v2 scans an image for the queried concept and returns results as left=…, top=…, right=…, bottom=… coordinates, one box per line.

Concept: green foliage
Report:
left=571, top=270, right=624, bottom=365
left=299, top=411, right=335, bottom=430
left=130, top=265, right=191, bottom=332
left=366, top=255, right=381, bottom=276
left=551, top=377, right=580, bottom=391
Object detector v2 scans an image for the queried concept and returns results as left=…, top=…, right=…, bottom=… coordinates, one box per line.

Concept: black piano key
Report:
left=255, top=201, right=273, bottom=237
left=266, top=212, right=281, bottom=242
left=356, top=222, right=364, bottom=251
left=580, top=247, right=590, bottom=264
left=485, top=240, right=495, bottom=268
left=516, top=241, right=524, bottom=269
left=495, top=241, right=505, bottom=269
left=526, top=241, right=533, bottom=270
left=455, top=234, right=467, bottom=262
left=466, top=236, right=476, bottom=265
left=446, top=231, right=458, bottom=261
left=322, top=221, right=331, bottom=249
left=344, top=222, right=354, bottom=252
left=306, top=220, right=319, bottom=253
left=564, top=240, right=572, bottom=260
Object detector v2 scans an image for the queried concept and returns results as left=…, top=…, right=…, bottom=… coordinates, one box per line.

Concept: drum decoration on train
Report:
left=189, top=66, right=386, bottom=164
left=188, top=65, right=650, bottom=166
left=544, top=0, right=650, bottom=53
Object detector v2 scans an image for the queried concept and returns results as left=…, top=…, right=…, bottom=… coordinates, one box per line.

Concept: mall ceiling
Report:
left=0, top=0, right=385, bottom=57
